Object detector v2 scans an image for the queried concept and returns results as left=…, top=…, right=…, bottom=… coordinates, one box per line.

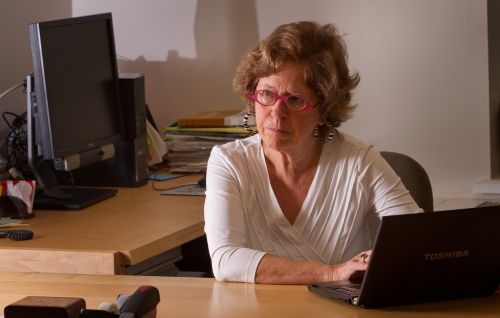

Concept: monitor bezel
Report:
left=28, top=12, right=123, bottom=161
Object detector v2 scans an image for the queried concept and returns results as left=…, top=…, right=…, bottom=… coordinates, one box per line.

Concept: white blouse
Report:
left=204, top=132, right=421, bottom=283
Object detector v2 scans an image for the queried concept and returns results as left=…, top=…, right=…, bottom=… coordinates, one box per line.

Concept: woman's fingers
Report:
left=330, top=250, right=373, bottom=281
left=356, top=250, right=372, bottom=264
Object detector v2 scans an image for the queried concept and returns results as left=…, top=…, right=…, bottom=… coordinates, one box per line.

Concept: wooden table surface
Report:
left=0, top=272, right=499, bottom=318
left=0, top=176, right=205, bottom=274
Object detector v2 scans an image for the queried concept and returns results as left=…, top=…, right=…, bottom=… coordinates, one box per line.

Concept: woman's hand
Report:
left=329, top=250, right=372, bottom=281
left=254, top=251, right=373, bottom=284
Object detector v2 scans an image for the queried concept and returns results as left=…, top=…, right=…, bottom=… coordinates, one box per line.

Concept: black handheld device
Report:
left=79, top=285, right=160, bottom=318
left=118, top=285, right=160, bottom=318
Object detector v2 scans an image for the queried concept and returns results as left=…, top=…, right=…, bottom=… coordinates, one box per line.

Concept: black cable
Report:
left=69, top=170, right=77, bottom=198
left=0, top=111, right=28, bottom=173
left=24, top=159, right=43, bottom=180
left=149, top=165, right=205, bottom=191
left=0, top=80, right=28, bottom=175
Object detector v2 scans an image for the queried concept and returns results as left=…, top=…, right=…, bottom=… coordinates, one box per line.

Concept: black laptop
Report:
left=307, top=206, right=500, bottom=308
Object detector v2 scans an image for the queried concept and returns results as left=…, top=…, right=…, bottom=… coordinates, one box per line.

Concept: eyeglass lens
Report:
left=256, top=90, right=306, bottom=110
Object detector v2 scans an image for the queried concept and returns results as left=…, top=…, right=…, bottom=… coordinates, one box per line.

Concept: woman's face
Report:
left=254, top=62, right=323, bottom=153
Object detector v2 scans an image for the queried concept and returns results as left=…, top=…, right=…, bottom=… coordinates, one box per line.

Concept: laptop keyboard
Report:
left=327, top=285, right=361, bottom=296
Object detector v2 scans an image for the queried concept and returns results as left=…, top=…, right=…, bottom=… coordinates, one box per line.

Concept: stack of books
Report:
left=163, top=110, right=255, bottom=173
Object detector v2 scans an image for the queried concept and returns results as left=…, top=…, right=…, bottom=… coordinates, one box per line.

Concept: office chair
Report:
left=368, top=151, right=434, bottom=246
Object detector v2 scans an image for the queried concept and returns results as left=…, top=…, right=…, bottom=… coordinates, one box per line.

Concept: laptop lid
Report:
left=309, top=206, right=500, bottom=308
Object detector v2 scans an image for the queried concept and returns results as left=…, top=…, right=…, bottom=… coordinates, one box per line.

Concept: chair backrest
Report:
left=368, top=151, right=433, bottom=246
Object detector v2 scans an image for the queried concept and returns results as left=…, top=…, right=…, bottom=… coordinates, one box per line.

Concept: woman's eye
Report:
left=288, top=96, right=302, bottom=104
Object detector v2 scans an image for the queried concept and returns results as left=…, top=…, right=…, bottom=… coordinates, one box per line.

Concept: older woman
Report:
left=204, top=21, right=421, bottom=284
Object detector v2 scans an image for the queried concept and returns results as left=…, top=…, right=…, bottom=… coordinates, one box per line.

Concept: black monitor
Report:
left=27, top=13, right=123, bottom=210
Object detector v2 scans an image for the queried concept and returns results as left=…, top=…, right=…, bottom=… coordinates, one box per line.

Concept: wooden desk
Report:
left=0, top=176, right=205, bottom=275
left=0, top=272, right=499, bottom=317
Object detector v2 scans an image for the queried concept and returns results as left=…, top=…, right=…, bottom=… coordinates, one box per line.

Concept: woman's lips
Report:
left=266, top=126, right=287, bottom=134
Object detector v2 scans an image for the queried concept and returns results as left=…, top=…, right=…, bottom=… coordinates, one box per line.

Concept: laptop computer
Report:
left=307, top=206, right=500, bottom=308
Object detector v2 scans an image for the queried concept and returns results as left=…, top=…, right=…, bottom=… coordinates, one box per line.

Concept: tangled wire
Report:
left=0, top=111, right=28, bottom=174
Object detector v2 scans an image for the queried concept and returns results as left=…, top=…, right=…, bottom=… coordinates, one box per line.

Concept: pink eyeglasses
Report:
left=249, top=90, right=319, bottom=111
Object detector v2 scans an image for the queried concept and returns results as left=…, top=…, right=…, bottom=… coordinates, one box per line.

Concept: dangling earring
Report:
left=314, top=121, right=335, bottom=144
left=243, top=110, right=257, bottom=135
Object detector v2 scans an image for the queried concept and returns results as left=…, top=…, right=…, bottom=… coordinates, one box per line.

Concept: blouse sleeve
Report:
left=204, top=145, right=266, bottom=283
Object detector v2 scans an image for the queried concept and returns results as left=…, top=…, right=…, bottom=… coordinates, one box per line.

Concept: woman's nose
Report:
left=270, top=99, right=289, bottom=119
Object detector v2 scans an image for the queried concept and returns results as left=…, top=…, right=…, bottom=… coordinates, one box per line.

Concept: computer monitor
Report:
left=27, top=13, right=124, bottom=210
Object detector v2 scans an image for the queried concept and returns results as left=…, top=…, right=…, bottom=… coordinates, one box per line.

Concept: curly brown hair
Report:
left=233, top=21, right=360, bottom=128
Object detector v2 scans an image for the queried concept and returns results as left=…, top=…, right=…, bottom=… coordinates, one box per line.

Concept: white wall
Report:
left=72, top=0, right=259, bottom=142
left=72, top=0, right=491, bottom=198
left=257, top=1, right=490, bottom=199
left=0, top=0, right=72, bottom=136
left=0, top=1, right=492, bottom=198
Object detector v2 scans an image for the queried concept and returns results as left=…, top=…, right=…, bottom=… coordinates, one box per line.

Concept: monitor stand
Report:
left=31, top=160, right=117, bottom=211
left=26, top=76, right=117, bottom=211
left=33, top=187, right=117, bottom=210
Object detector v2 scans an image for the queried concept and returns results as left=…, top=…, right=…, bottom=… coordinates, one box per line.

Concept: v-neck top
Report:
left=204, top=132, right=421, bottom=283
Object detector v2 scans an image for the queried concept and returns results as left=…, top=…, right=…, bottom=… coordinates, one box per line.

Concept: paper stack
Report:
left=163, top=110, right=256, bottom=173
left=177, top=109, right=255, bottom=127
left=164, top=135, right=227, bottom=173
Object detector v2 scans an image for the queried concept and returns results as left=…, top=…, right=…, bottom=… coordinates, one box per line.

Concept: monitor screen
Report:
left=29, top=13, right=122, bottom=160
left=27, top=13, right=123, bottom=210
